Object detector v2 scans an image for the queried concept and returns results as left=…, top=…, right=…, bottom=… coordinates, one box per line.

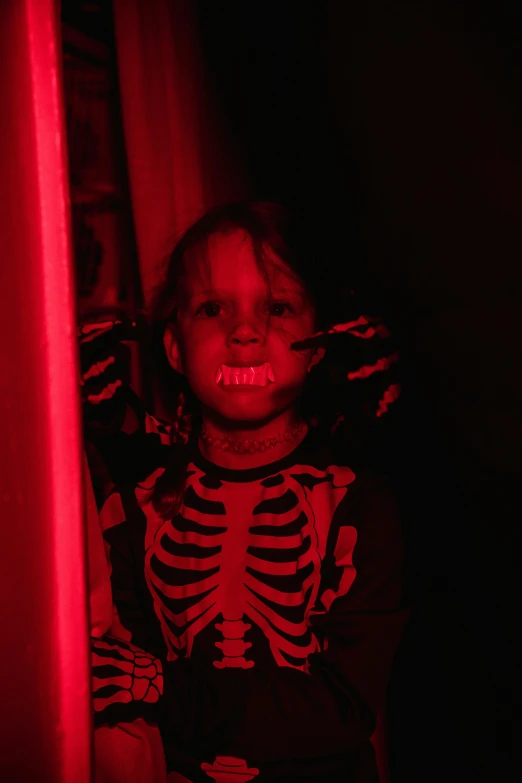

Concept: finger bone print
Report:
left=91, top=636, right=163, bottom=713
left=143, top=462, right=356, bottom=670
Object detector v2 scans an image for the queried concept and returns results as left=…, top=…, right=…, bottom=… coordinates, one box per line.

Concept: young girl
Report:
left=86, top=201, right=407, bottom=782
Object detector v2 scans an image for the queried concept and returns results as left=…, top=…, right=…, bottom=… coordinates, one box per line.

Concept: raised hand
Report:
left=291, top=314, right=401, bottom=423
left=78, top=318, right=147, bottom=407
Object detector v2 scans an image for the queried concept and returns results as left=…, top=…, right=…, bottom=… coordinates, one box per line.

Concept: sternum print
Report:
left=213, top=485, right=257, bottom=669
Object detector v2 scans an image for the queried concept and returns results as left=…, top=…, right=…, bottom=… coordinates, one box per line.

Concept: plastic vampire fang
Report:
left=215, top=363, right=276, bottom=387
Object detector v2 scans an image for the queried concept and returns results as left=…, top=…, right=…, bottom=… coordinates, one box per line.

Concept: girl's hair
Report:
left=147, top=200, right=343, bottom=519
left=150, top=200, right=333, bottom=330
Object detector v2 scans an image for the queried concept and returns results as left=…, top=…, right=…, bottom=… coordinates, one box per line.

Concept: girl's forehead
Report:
left=185, top=230, right=302, bottom=292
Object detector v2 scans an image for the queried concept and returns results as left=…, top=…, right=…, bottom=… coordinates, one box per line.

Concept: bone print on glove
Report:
left=291, top=312, right=401, bottom=427
left=78, top=317, right=147, bottom=416
left=92, top=636, right=163, bottom=727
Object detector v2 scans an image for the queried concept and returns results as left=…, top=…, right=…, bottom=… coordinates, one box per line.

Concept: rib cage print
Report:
left=141, top=461, right=357, bottom=671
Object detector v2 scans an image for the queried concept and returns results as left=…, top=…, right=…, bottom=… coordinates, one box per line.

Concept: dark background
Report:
left=195, top=4, right=522, bottom=780
left=62, top=1, right=522, bottom=780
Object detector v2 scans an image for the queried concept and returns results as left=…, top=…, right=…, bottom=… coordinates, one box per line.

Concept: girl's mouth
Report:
left=215, top=362, right=275, bottom=387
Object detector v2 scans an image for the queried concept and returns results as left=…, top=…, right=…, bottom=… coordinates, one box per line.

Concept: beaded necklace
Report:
left=199, top=420, right=305, bottom=454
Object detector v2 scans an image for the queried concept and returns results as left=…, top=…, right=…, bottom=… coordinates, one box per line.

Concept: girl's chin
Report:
left=217, top=403, right=276, bottom=422
left=197, top=378, right=303, bottom=423
left=204, top=396, right=285, bottom=425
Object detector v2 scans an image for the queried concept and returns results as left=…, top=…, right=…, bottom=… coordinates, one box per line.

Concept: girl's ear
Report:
left=308, top=346, right=326, bottom=372
left=163, top=324, right=184, bottom=374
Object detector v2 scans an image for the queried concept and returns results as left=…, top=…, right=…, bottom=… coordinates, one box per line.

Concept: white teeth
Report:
left=216, top=362, right=275, bottom=387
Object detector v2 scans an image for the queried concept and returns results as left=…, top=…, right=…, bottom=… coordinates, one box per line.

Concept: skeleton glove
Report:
left=78, top=317, right=147, bottom=434
left=91, top=635, right=163, bottom=727
left=291, top=313, right=401, bottom=431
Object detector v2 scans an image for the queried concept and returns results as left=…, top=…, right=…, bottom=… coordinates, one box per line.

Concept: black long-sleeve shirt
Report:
left=91, top=410, right=408, bottom=782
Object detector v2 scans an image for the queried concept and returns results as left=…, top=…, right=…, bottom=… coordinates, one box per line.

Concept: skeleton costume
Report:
left=82, top=314, right=407, bottom=782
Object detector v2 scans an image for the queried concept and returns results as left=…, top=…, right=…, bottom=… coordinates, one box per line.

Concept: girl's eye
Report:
left=195, top=301, right=222, bottom=318
left=268, top=301, right=295, bottom=317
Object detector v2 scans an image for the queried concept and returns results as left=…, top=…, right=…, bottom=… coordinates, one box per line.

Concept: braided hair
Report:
left=149, top=389, right=198, bottom=519
left=148, top=201, right=401, bottom=519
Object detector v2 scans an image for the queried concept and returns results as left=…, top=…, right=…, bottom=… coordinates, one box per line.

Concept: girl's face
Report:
left=164, top=230, right=324, bottom=427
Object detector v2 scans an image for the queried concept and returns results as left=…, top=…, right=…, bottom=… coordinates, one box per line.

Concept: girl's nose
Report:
left=228, top=320, right=265, bottom=346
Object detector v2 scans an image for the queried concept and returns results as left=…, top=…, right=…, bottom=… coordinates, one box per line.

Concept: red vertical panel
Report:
left=113, top=0, right=248, bottom=305
left=0, top=1, right=91, bottom=781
